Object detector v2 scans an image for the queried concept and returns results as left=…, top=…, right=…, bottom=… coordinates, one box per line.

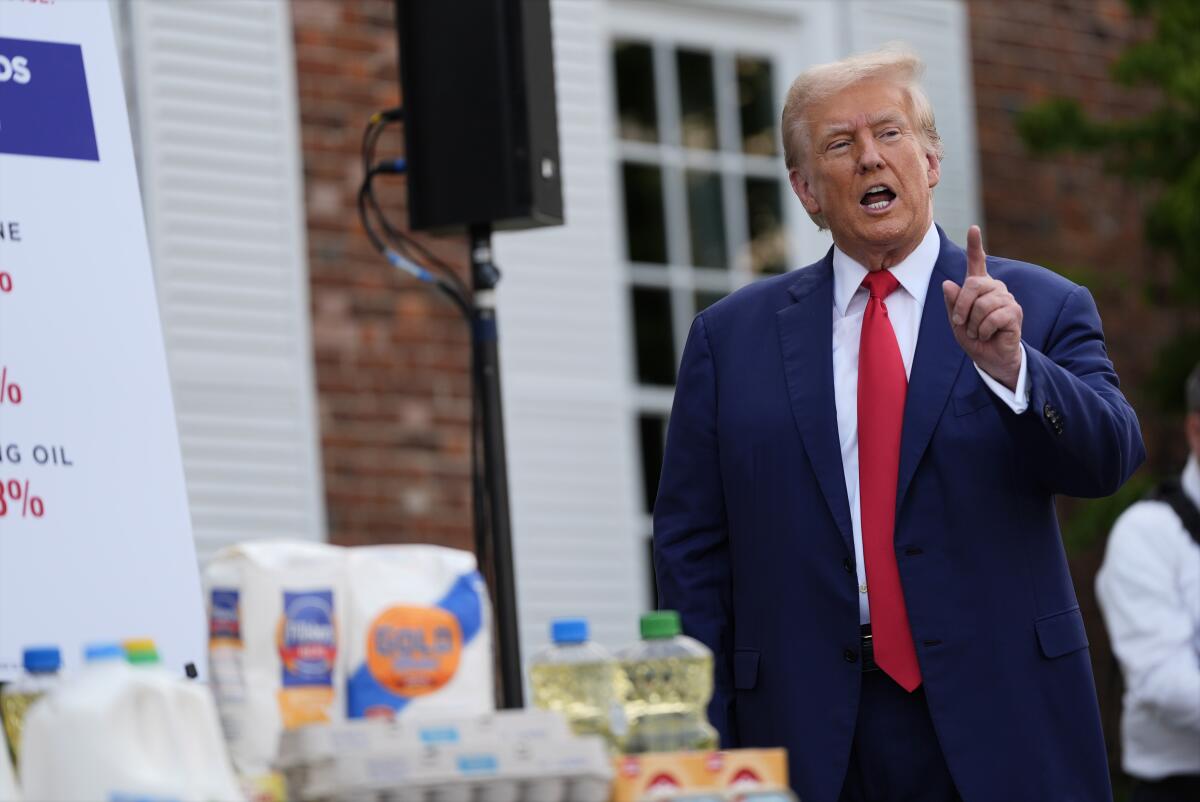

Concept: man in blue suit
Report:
left=653, top=46, right=1144, bottom=802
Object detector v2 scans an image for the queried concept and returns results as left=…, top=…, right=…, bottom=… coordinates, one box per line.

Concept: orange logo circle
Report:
left=366, top=605, right=463, bottom=697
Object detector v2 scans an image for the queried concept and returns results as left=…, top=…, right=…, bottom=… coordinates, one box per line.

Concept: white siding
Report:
left=117, top=0, right=326, bottom=562
left=494, top=0, right=647, bottom=661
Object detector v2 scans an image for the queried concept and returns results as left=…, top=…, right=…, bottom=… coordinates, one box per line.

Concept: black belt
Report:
left=860, top=624, right=879, bottom=672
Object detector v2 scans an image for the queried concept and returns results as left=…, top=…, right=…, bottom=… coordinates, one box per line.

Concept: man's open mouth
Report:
left=860, top=184, right=897, bottom=210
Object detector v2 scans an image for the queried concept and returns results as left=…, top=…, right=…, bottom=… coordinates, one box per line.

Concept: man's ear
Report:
left=790, top=169, right=821, bottom=216
left=926, top=150, right=941, bottom=190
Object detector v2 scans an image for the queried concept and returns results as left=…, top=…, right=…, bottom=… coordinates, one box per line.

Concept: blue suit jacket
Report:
left=653, top=227, right=1145, bottom=802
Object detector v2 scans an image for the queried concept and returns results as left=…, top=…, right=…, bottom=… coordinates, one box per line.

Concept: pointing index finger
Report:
left=967, top=225, right=988, bottom=278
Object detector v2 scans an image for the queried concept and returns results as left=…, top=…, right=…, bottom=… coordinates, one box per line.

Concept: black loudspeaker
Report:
left=396, top=0, right=564, bottom=232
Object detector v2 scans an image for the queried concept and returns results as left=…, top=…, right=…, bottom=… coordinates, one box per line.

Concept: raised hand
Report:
left=941, top=226, right=1023, bottom=390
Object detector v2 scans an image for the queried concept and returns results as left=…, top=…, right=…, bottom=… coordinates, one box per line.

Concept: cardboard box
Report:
left=611, top=749, right=788, bottom=801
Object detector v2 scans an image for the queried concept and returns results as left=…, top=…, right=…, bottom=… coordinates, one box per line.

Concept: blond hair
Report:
left=781, top=45, right=944, bottom=228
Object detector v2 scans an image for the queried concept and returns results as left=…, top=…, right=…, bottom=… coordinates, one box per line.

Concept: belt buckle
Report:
left=860, top=631, right=879, bottom=673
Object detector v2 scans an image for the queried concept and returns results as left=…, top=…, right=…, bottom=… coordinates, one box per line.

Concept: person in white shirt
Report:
left=1096, top=361, right=1200, bottom=802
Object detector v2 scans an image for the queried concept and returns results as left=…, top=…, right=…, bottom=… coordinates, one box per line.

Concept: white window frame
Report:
left=608, top=1, right=836, bottom=578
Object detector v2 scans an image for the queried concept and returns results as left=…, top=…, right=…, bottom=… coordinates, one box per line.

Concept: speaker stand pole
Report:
left=468, top=223, right=524, bottom=709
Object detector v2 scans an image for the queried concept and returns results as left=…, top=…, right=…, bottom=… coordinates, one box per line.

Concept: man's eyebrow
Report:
left=819, top=111, right=907, bottom=138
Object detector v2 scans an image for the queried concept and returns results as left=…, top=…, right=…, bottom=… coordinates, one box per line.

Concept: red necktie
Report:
left=858, top=270, right=921, bottom=692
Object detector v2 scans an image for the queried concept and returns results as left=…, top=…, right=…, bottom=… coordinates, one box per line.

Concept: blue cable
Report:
left=385, top=248, right=435, bottom=283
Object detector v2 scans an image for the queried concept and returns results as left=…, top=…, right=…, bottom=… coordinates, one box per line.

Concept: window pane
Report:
left=638, top=414, right=667, bottom=513
left=694, top=291, right=725, bottom=313
left=676, top=49, right=718, bottom=150
left=737, top=56, right=777, bottom=156
left=744, top=177, right=787, bottom=274
left=615, top=42, right=658, bottom=142
left=686, top=170, right=727, bottom=269
left=631, top=287, right=676, bottom=386
left=623, top=163, right=668, bottom=264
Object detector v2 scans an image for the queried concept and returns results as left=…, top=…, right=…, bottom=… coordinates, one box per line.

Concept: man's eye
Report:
left=829, top=140, right=850, bottom=151
left=881, top=129, right=901, bottom=139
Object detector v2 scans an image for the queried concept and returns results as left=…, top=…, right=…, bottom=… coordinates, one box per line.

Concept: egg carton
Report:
left=300, top=774, right=609, bottom=802
left=281, top=726, right=611, bottom=802
left=278, top=710, right=571, bottom=770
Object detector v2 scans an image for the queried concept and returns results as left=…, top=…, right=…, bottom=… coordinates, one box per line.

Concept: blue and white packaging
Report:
left=204, top=541, right=346, bottom=775
left=345, top=546, right=493, bottom=721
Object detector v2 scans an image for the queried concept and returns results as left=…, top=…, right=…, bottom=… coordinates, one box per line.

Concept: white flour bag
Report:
left=345, top=545, right=493, bottom=720
left=204, top=540, right=346, bottom=774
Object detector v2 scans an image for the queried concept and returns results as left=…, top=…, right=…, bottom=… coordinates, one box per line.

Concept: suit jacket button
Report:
left=844, top=649, right=858, bottom=663
left=843, top=557, right=853, bottom=573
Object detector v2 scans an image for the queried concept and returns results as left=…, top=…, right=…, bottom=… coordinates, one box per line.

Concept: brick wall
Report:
left=293, top=0, right=474, bottom=550
left=967, top=0, right=1180, bottom=465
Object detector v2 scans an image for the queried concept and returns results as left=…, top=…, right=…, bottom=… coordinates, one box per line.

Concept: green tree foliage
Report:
left=1018, top=0, right=1200, bottom=308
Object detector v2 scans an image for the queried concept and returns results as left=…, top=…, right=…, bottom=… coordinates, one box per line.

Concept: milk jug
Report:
left=19, top=655, right=243, bottom=801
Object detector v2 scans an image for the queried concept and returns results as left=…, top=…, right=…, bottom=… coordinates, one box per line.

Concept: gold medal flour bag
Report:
left=205, top=540, right=346, bottom=774
left=345, top=545, right=493, bottom=720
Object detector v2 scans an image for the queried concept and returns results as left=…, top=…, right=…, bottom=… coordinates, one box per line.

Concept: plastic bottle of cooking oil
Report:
left=0, top=645, right=62, bottom=767
left=618, top=610, right=718, bottom=754
left=529, top=617, right=625, bottom=751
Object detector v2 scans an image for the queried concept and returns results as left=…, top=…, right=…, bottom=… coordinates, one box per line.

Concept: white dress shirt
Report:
left=1095, top=455, right=1200, bottom=780
left=832, top=223, right=1029, bottom=623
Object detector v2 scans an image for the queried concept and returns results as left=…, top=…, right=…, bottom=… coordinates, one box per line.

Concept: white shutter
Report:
left=847, top=0, right=982, bottom=245
left=118, top=0, right=325, bottom=562
left=494, top=0, right=648, bottom=659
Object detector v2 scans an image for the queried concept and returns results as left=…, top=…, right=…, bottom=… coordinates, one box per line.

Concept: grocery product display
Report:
left=0, top=543, right=790, bottom=801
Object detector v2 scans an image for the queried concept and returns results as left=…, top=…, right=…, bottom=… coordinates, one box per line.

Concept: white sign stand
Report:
left=0, top=0, right=205, bottom=678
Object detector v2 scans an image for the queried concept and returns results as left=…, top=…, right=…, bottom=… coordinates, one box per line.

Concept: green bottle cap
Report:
left=124, top=638, right=160, bottom=665
left=640, top=610, right=681, bottom=640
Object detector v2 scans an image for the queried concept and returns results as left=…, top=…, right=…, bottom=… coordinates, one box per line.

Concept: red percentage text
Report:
left=0, top=367, right=21, bottom=405
left=0, top=478, right=45, bottom=518
left=0, top=272, right=11, bottom=293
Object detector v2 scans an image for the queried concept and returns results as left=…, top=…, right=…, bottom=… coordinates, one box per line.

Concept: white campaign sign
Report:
left=0, top=0, right=205, bottom=678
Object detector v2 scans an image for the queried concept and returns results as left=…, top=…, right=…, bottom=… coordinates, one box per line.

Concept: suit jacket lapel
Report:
left=896, top=226, right=970, bottom=507
left=777, top=252, right=855, bottom=553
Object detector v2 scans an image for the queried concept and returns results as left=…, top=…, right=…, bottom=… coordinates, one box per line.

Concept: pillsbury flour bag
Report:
left=204, top=541, right=346, bottom=774
left=345, top=545, right=493, bottom=720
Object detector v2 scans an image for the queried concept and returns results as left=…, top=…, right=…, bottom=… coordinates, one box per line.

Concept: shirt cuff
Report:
left=975, top=344, right=1029, bottom=414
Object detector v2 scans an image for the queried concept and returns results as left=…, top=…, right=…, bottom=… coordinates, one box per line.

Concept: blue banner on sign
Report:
left=0, top=37, right=99, bottom=162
